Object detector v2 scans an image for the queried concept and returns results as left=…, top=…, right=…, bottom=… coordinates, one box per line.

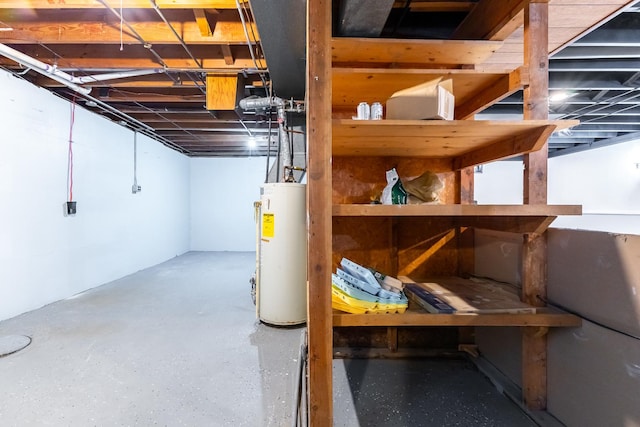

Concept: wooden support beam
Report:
left=387, top=327, right=398, bottom=352
left=522, top=233, right=547, bottom=307
left=3, top=56, right=253, bottom=71
left=456, top=168, right=474, bottom=279
left=193, top=9, right=213, bottom=37
left=307, top=0, right=333, bottom=425
left=0, top=0, right=243, bottom=9
left=522, top=233, right=548, bottom=409
left=523, top=1, right=550, bottom=205
left=0, top=10, right=256, bottom=45
left=522, top=1, right=550, bottom=413
left=452, top=0, right=528, bottom=41
left=457, top=167, right=475, bottom=205
left=221, top=44, right=235, bottom=65
left=0, top=44, right=255, bottom=70
left=522, top=327, right=548, bottom=408
left=455, top=67, right=528, bottom=120
left=331, top=38, right=502, bottom=67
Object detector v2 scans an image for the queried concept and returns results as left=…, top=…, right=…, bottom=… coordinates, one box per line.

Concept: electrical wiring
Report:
left=236, top=0, right=269, bottom=96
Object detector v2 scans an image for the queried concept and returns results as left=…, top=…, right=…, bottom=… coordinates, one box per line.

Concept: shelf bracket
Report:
left=531, top=326, right=549, bottom=338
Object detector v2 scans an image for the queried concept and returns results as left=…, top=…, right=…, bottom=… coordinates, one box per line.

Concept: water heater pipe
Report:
left=239, top=96, right=292, bottom=182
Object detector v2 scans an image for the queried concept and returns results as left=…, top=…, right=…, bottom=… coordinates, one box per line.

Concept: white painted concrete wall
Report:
left=190, top=157, right=267, bottom=251
left=474, top=139, right=640, bottom=234
left=0, top=70, right=190, bottom=321
left=548, top=141, right=640, bottom=234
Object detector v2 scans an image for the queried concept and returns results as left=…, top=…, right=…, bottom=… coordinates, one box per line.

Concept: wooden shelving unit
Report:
left=306, top=1, right=581, bottom=425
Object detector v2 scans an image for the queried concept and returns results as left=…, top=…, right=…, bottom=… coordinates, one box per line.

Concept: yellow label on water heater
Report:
left=262, top=213, right=275, bottom=238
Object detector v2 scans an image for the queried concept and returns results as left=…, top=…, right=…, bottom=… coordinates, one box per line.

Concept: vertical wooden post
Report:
left=523, top=1, right=549, bottom=204
left=457, top=160, right=476, bottom=348
left=456, top=167, right=475, bottom=277
left=458, top=166, right=475, bottom=205
left=307, top=0, right=333, bottom=425
left=388, top=217, right=399, bottom=353
left=522, top=0, right=549, bottom=411
left=387, top=327, right=399, bottom=352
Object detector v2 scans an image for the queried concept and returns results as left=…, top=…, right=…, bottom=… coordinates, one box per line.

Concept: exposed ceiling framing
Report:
left=0, top=0, right=274, bottom=157
left=1, top=0, right=639, bottom=157
left=482, top=0, right=640, bottom=156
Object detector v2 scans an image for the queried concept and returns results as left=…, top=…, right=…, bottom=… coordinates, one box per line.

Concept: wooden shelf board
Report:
left=332, top=204, right=582, bottom=217
left=332, top=68, right=522, bottom=110
left=333, top=308, right=581, bottom=327
left=332, top=119, right=579, bottom=159
left=332, top=37, right=503, bottom=67
left=404, top=276, right=533, bottom=314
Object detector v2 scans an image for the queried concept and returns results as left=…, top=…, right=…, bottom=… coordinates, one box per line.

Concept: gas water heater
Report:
left=255, top=183, right=307, bottom=326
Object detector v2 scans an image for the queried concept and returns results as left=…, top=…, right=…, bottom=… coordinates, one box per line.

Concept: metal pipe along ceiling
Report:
left=0, top=43, right=91, bottom=95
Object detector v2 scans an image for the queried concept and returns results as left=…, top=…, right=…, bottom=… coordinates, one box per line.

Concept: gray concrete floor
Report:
left=0, top=252, right=537, bottom=426
left=0, top=252, right=304, bottom=426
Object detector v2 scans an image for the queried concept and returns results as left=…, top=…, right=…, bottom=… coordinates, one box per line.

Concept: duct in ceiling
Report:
left=250, top=0, right=306, bottom=100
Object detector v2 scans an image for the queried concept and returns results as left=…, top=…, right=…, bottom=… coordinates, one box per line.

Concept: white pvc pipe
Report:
left=239, top=96, right=292, bottom=181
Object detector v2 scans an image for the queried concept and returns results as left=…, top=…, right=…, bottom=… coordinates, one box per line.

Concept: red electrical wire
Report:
left=68, top=97, right=76, bottom=202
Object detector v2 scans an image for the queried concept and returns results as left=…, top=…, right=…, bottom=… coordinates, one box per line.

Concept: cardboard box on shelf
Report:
left=386, top=77, right=454, bottom=120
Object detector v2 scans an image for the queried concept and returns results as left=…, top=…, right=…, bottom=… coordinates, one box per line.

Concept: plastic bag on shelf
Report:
left=404, top=170, right=444, bottom=203
left=381, top=168, right=407, bottom=205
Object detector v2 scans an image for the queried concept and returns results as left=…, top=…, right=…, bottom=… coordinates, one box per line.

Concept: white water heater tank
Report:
left=257, top=183, right=307, bottom=325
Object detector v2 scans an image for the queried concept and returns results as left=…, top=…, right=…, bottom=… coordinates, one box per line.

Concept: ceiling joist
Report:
left=0, top=10, right=257, bottom=45
left=1, top=0, right=637, bottom=156
left=0, top=0, right=244, bottom=9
